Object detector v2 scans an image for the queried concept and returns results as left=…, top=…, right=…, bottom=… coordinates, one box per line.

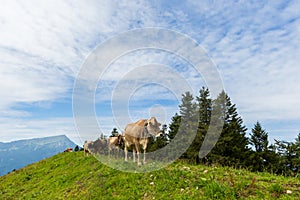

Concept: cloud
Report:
left=178, top=2, right=300, bottom=109
left=1, top=0, right=300, bottom=143
left=0, top=0, right=164, bottom=142
left=0, top=0, right=161, bottom=110
left=143, top=0, right=300, bottom=141
left=0, top=116, right=79, bottom=143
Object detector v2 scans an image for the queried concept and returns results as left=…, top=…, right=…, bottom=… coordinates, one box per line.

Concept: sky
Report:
left=0, top=0, right=300, bottom=145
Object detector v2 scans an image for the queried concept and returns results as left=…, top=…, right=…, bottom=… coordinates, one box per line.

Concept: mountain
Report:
left=0, top=135, right=77, bottom=176
left=0, top=152, right=299, bottom=199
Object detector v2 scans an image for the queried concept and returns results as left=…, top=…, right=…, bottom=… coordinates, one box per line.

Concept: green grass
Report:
left=0, top=152, right=299, bottom=199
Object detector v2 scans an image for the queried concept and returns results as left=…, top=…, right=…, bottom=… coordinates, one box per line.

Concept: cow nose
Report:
left=155, top=131, right=162, bottom=137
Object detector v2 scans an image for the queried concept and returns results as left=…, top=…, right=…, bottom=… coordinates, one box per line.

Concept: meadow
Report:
left=0, top=152, right=299, bottom=199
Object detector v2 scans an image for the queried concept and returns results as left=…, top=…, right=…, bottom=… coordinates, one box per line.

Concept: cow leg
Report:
left=135, top=143, right=141, bottom=166
left=132, top=147, right=136, bottom=163
left=124, top=145, right=128, bottom=161
left=108, top=146, right=111, bottom=158
left=143, top=145, right=147, bottom=164
left=84, top=149, right=88, bottom=157
left=114, top=148, right=117, bottom=159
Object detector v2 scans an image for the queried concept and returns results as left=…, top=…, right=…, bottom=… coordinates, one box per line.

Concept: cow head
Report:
left=145, top=117, right=162, bottom=137
left=117, top=134, right=124, bottom=146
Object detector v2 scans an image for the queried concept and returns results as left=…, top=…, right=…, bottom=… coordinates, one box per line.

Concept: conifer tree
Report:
left=179, top=91, right=197, bottom=124
left=274, top=134, right=300, bottom=175
left=110, top=128, right=119, bottom=137
left=249, top=122, right=270, bottom=171
left=185, top=87, right=212, bottom=164
left=250, top=122, right=268, bottom=152
left=74, top=145, right=79, bottom=152
left=208, top=91, right=250, bottom=167
left=147, top=124, right=168, bottom=152
left=157, top=124, right=168, bottom=148
left=178, top=92, right=198, bottom=159
left=167, top=113, right=181, bottom=141
left=197, top=87, right=212, bottom=127
left=166, top=113, right=182, bottom=160
left=293, top=133, right=300, bottom=173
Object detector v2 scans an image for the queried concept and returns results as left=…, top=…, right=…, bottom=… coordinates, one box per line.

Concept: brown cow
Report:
left=84, top=138, right=107, bottom=156
left=92, top=138, right=107, bottom=154
left=108, top=134, right=124, bottom=158
left=64, top=147, right=73, bottom=152
left=124, top=117, right=162, bottom=166
left=84, top=141, right=93, bottom=156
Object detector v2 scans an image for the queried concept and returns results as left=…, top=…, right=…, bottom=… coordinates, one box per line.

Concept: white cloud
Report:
left=1, top=0, right=300, bottom=143
left=0, top=0, right=163, bottom=142
left=181, top=2, right=300, bottom=117
left=150, top=1, right=300, bottom=141
left=0, top=0, right=160, bottom=110
left=0, top=116, right=79, bottom=143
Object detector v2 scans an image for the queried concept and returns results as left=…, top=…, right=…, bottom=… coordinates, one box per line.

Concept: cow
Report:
left=84, top=138, right=107, bottom=156
left=92, top=138, right=107, bottom=154
left=124, top=117, right=162, bottom=166
left=84, top=141, right=93, bottom=156
left=108, top=134, right=124, bottom=158
left=64, top=147, right=73, bottom=152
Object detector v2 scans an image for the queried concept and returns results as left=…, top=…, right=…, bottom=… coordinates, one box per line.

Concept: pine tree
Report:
left=274, top=134, right=300, bottom=176
left=197, top=87, right=212, bottom=127
left=74, top=145, right=79, bottom=152
left=157, top=124, right=168, bottom=148
left=250, top=122, right=268, bottom=152
left=147, top=124, right=168, bottom=152
left=208, top=91, right=250, bottom=167
left=178, top=92, right=198, bottom=160
left=165, top=113, right=182, bottom=160
left=179, top=92, right=198, bottom=124
left=185, top=87, right=212, bottom=164
left=293, top=133, right=300, bottom=174
left=249, top=122, right=269, bottom=171
left=110, top=128, right=119, bottom=137
left=167, top=113, right=181, bottom=141
left=265, top=143, right=282, bottom=174
left=100, top=133, right=106, bottom=140
left=167, top=92, right=198, bottom=161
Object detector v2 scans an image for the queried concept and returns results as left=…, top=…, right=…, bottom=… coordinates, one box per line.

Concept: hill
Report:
left=0, top=135, right=77, bottom=176
left=0, top=152, right=299, bottom=199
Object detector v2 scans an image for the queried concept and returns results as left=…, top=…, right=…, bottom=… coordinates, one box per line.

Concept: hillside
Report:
left=0, top=135, right=77, bottom=176
left=0, top=152, right=299, bottom=199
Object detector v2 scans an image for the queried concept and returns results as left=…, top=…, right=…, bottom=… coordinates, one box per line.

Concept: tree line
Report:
left=148, top=87, right=299, bottom=177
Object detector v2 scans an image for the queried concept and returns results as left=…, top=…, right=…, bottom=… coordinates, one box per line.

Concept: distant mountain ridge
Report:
left=0, top=135, right=77, bottom=176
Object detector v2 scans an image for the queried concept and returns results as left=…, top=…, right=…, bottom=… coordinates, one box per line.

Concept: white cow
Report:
left=124, top=117, right=162, bottom=166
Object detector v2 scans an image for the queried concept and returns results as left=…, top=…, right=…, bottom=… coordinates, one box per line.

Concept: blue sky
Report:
left=0, top=0, right=300, bottom=145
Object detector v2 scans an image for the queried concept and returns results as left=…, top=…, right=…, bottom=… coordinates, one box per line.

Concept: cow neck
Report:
left=142, top=126, right=151, bottom=138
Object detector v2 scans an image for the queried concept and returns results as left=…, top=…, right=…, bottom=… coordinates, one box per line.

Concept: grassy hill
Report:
left=0, top=152, right=299, bottom=199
